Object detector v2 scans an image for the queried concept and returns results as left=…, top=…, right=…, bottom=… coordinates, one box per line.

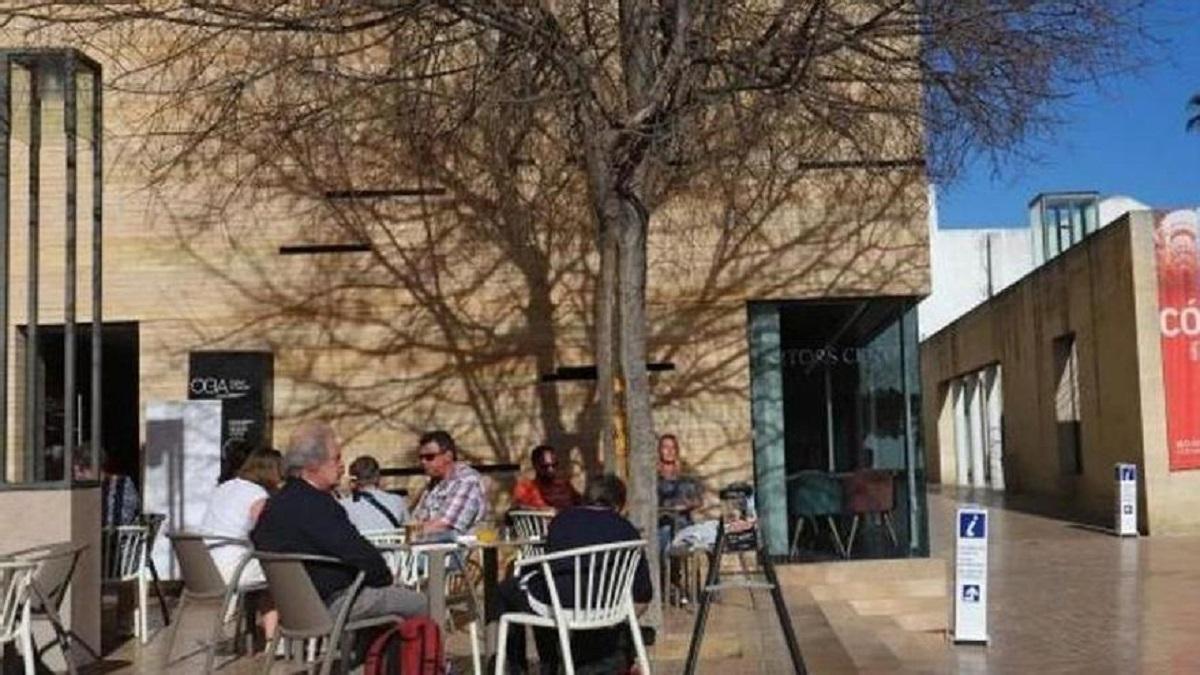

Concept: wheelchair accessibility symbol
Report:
left=962, top=584, right=981, bottom=602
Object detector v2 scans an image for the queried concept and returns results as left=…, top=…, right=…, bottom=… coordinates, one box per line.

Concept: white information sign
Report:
left=954, top=506, right=989, bottom=644
left=1115, top=463, right=1138, bottom=537
left=145, top=400, right=223, bottom=578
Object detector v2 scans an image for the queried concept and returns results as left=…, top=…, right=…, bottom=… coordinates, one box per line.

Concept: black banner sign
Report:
left=187, top=351, right=274, bottom=455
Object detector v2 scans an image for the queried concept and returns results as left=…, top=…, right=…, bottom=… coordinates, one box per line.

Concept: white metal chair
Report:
left=0, top=560, right=37, bottom=675
left=361, top=529, right=426, bottom=588
left=10, top=541, right=98, bottom=673
left=508, top=510, right=554, bottom=559
left=495, top=540, right=650, bottom=675
left=101, top=514, right=169, bottom=643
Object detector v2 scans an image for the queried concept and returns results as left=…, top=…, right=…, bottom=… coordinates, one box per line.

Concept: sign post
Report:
left=1115, top=463, right=1138, bottom=537
left=954, top=506, right=989, bottom=644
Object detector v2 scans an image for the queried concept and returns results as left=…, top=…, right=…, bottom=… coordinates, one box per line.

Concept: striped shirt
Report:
left=413, top=462, right=487, bottom=533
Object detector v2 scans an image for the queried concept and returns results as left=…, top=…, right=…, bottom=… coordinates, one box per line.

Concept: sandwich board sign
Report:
left=954, top=506, right=989, bottom=644
left=1115, top=463, right=1138, bottom=537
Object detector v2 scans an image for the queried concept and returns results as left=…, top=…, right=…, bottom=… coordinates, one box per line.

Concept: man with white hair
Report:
left=252, top=421, right=427, bottom=622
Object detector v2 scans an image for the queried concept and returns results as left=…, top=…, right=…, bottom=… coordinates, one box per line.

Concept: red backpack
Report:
left=363, top=615, right=444, bottom=675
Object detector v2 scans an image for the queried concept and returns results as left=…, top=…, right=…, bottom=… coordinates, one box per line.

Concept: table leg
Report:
left=429, top=551, right=447, bottom=627
left=483, top=547, right=499, bottom=657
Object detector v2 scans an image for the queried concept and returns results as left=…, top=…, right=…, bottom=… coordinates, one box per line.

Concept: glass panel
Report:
left=771, top=298, right=927, bottom=561
left=748, top=302, right=788, bottom=555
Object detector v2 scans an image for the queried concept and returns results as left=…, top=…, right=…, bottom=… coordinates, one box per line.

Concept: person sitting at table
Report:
left=490, top=474, right=652, bottom=674
left=201, top=447, right=283, bottom=641
left=410, top=430, right=487, bottom=537
left=512, top=444, right=580, bottom=512
left=340, top=455, right=410, bottom=533
left=252, top=421, right=427, bottom=624
left=657, top=433, right=703, bottom=552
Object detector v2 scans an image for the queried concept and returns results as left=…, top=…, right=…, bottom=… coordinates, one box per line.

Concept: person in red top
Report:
left=512, top=444, right=580, bottom=511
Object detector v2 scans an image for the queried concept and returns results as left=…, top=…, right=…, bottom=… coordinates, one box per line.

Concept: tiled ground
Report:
left=88, top=488, right=1200, bottom=673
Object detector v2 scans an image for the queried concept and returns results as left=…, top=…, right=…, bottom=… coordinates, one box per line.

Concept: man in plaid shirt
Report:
left=412, top=430, right=488, bottom=535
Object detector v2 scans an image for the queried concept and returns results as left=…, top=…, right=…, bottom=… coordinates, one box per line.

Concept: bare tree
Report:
left=1, top=0, right=1145, bottom=622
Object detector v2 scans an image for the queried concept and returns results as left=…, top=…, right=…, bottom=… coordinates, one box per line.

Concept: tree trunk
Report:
left=615, top=195, right=661, bottom=628
left=595, top=222, right=618, bottom=473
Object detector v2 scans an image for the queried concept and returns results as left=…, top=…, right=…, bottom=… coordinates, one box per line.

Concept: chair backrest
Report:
left=0, top=561, right=35, bottom=643
left=843, top=470, right=894, bottom=514
left=101, top=524, right=148, bottom=582
left=12, top=542, right=84, bottom=613
left=520, top=540, right=645, bottom=629
left=509, top=510, right=553, bottom=559
left=361, top=529, right=426, bottom=588
left=255, top=552, right=348, bottom=638
left=787, top=471, right=843, bottom=516
left=167, top=532, right=230, bottom=600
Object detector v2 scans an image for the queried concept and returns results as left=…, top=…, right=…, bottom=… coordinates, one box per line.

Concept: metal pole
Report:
left=90, top=65, right=102, bottom=475
left=25, top=61, right=40, bottom=481
left=64, top=54, right=78, bottom=484
left=900, top=309, right=921, bottom=555
left=0, top=56, right=10, bottom=481
left=824, top=364, right=835, bottom=471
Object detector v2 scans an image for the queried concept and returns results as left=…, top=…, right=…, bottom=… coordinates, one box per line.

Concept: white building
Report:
left=920, top=191, right=1148, bottom=339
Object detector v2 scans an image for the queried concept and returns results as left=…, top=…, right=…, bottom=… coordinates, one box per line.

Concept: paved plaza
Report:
left=91, top=487, right=1200, bottom=673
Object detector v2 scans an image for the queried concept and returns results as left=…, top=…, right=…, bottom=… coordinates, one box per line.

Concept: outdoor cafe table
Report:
left=374, top=541, right=459, bottom=625
left=375, top=536, right=540, bottom=653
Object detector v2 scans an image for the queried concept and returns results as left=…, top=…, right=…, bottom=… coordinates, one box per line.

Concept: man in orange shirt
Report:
left=512, top=444, right=580, bottom=511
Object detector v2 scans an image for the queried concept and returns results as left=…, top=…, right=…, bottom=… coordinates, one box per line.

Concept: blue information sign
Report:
left=959, top=511, right=986, bottom=539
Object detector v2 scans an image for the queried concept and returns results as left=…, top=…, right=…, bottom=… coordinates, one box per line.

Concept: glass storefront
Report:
left=749, top=297, right=927, bottom=560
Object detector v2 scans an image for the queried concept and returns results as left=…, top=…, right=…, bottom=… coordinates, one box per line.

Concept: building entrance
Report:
left=749, top=298, right=927, bottom=560
left=20, top=321, right=139, bottom=482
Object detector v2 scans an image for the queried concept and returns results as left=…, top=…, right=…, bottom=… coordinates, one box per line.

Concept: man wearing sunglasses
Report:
left=411, top=430, right=487, bottom=536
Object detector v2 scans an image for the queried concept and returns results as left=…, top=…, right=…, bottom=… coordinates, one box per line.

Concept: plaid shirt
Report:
left=414, top=462, right=487, bottom=533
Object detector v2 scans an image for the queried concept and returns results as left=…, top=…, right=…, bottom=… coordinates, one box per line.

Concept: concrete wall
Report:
left=0, top=486, right=101, bottom=666
left=919, top=227, right=1033, bottom=339
left=921, top=215, right=1148, bottom=528
left=1127, top=212, right=1200, bottom=534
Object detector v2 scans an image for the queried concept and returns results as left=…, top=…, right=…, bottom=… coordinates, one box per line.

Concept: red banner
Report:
left=1155, top=209, right=1200, bottom=470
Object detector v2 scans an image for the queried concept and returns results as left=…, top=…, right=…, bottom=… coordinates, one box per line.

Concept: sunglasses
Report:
left=419, top=452, right=443, bottom=462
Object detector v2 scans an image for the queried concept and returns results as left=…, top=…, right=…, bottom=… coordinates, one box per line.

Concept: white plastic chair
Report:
left=495, top=540, right=650, bottom=675
left=361, top=529, right=426, bottom=588
left=508, top=510, right=554, bottom=559
left=101, top=516, right=167, bottom=643
left=0, top=560, right=37, bottom=674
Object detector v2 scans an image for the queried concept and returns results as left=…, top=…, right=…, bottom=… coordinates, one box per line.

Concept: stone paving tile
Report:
left=94, top=486, right=1200, bottom=673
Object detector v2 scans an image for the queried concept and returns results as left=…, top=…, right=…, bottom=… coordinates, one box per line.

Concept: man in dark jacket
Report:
left=252, top=421, right=426, bottom=621
left=491, top=474, right=651, bottom=674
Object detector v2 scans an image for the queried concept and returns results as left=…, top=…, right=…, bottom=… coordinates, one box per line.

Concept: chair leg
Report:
left=883, top=512, right=899, bottom=548
left=138, top=570, right=150, bottom=644
left=20, top=607, right=35, bottom=675
left=203, top=594, right=231, bottom=675
left=160, top=595, right=188, bottom=669
left=468, top=620, right=482, bottom=675
left=494, top=617, right=510, bottom=675
left=790, top=517, right=806, bottom=557
left=825, top=516, right=847, bottom=559
left=555, top=619, right=574, bottom=675
left=845, top=515, right=860, bottom=559
left=628, top=610, right=651, bottom=675
left=260, top=627, right=279, bottom=675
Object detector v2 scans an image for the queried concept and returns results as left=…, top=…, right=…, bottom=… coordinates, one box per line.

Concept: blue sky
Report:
left=937, top=2, right=1200, bottom=228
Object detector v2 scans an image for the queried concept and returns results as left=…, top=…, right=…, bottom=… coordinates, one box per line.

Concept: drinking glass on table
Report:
left=476, top=520, right=499, bottom=544
left=404, top=520, right=423, bottom=543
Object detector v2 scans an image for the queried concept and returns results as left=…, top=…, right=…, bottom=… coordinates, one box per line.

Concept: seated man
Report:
left=512, top=444, right=580, bottom=511
left=410, top=430, right=487, bottom=537
left=252, top=421, right=427, bottom=623
left=340, top=455, right=409, bottom=533
left=490, top=474, right=652, bottom=674
left=657, top=433, right=702, bottom=552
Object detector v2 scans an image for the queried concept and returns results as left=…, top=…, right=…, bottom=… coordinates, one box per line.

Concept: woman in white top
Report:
left=200, top=448, right=282, bottom=643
